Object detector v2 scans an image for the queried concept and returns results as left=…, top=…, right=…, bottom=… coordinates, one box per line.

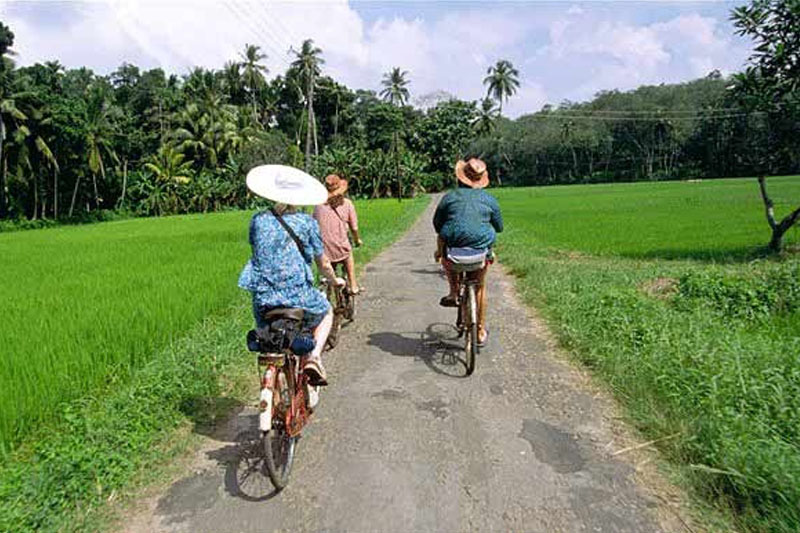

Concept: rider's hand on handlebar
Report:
left=356, top=238, right=364, bottom=248
left=433, top=250, right=442, bottom=262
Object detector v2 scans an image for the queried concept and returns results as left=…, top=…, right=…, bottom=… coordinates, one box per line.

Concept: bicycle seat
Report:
left=263, top=308, right=305, bottom=322
left=447, top=247, right=487, bottom=272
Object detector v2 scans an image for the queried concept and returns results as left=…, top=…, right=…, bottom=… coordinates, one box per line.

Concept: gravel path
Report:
left=126, top=197, right=688, bottom=533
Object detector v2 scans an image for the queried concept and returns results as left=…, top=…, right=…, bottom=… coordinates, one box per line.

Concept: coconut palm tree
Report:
left=18, top=107, right=58, bottom=219
left=238, top=44, right=268, bottom=123
left=0, top=21, right=18, bottom=218
left=145, top=145, right=193, bottom=185
left=483, top=59, right=520, bottom=115
left=291, top=39, right=324, bottom=171
left=380, top=68, right=410, bottom=106
left=84, top=85, right=119, bottom=210
left=379, top=68, right=411, bottom=199
left=473, top=98, right=500, bottom=136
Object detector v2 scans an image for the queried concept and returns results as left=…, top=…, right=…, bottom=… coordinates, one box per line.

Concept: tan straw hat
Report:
left=454, top=158, right=489, bottom=189
left=324, top=174, right=348, bottom=198
left=246, top=164, right=328, bottom=206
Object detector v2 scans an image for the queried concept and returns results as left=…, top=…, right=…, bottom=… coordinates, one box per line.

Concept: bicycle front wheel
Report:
left=465, top=284, right=478, bottom=376
left=262, top=428, right=297, bottom=491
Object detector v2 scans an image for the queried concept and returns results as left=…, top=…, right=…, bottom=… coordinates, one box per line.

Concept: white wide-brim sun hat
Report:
left=246, top=165, right=328, bottom=206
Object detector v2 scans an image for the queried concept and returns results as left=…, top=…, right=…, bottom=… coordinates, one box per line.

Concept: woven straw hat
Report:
left=324, top=174, right=348, bottom=198
left=454, top=158, right=489, bottom=189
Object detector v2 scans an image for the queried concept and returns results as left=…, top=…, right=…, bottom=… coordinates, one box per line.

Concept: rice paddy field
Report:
left=0, top=196, right=429, bottom=455
left=494, top=176, right=800, bottom=532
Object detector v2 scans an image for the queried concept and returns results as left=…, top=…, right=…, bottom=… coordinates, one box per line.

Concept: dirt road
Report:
left=127, top=198, right=687, bottom=533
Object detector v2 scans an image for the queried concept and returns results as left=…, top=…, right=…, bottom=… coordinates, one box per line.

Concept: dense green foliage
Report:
left=1, top=1, right=798, bottom=230
left=0, top=197, right=428, bottom=453
left=495, top=178, right=800, bottom=532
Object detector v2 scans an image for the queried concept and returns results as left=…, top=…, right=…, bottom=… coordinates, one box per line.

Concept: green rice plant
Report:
left=496, top=176, right=800, bottom=260
left=0, top=196, right=428, bottom=455
left=495, top=177, right=800, bottom=532
left=0, top=196, right=428, bottom=533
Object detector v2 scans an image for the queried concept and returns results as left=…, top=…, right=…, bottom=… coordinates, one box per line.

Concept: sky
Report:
left=0, top=0, right=754, bottom=117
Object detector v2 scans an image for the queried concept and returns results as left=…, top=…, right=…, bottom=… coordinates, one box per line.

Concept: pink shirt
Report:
left=313, top=198, right=358, bottom=262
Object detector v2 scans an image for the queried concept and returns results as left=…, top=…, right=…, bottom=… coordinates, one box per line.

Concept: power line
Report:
left=260, top=0, right=304, bottom=52
left=223, top=1, right=292, bottom=72
left=526, top=111, right=763, bottom=122
left=551, top=108, right=749, bottom=115
left=235, top=0, right=296, bottom=70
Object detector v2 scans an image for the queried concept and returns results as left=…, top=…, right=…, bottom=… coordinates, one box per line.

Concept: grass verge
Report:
left=0, top=196, right=429, bottom=533
left=495, top=179, right=799, bottom=532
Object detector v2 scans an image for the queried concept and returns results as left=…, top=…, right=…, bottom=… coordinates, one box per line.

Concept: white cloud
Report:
left=0, top=0, right=751, bottom=117
left=539, top=11, right=748, bottom=100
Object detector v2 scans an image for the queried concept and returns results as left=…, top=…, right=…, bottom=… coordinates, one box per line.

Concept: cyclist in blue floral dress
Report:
left=238, top=166, right=344, bottom=386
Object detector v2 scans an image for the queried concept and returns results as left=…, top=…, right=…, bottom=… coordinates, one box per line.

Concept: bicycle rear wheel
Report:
left=344, top=286, right=356, bottom=321
left=263, top=367, right=297, bottom=490
left=464, top=284, right=478, bottom=376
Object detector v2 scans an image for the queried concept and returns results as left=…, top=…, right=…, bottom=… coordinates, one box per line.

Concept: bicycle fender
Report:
left=259, top=387, right=273, bottom=432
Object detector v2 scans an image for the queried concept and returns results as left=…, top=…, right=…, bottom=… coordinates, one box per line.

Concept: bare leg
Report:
left=344, top=254, right=359, bottom=292
left=472, top=266, right=489, bottom=343
left=445, top=267, right=459, bottom=300
left=309, top=308, right=333, bottom=363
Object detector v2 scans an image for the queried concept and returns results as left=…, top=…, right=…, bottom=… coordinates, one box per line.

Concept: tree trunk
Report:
left=32, top=170, right=39, bottom=220
left=312, top=104, right=319, bottom=157
left=393, top=131, right=401, bottom=201
left=758, top=176, right=800, bottom=252
left=0, top=119, right=6, bottom=219
left=53, top=167, right=58, bottom=219
left=118, top=159, right=128, bottom=209
left=69, top=174, right=81, bottom=218
left=304, top=73, right=315, bottom=172
left=91, top=172, right=100, bottom=210
left=99, top=155, right=107, bottom=207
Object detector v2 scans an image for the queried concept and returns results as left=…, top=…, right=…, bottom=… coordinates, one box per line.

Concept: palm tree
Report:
left=380, top=68, right=410, bottom=106
left=0, top=21, right=18, bottom=218
left=473, top=98, right=500, bottom=136
left=145, top=145, right=193, bottom=185
left=380, top=68, right=410, bottom=199
left=22, top=108, right=58, bottom=219
left=291, top=39, right=324, bottom=171
left=0, top=91, right=25, bottom=218
left=238, top=44, right=268, bottom=123
left=483, top=59, right=520, bottom=115
left=84, top=86, right=118, bottom=210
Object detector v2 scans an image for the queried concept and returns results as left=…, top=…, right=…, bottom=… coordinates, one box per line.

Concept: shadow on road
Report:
left=204, top=415, right=281, bottom=503
left=367, top=323, right=472, bottom=378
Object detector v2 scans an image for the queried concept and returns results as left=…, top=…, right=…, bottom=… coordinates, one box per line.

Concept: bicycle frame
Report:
left=258, top=352, right=310, bottom=437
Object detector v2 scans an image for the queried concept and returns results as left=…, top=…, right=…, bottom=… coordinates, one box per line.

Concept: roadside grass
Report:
left=0, top=196, right=429, bottom=533
left=494, top=176, right=800, bottom=532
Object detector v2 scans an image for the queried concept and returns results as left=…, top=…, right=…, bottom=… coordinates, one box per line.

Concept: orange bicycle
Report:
left=247, top=308, right=315, bottom=491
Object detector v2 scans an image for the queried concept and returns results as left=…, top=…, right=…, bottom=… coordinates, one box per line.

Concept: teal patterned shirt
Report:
left=433, top=187, right=504, bottom=249
left=238, top=211, right=330, bottom=316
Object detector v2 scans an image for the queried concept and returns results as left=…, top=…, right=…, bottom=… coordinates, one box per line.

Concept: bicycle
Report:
left=446, top=248, right=488, bottom=376
left=246, top=308, right=316, bottom=491
left=321, top=261, right=356, bottom=350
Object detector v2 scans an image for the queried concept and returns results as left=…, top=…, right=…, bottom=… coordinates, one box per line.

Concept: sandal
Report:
left=477, top=328, right=489, bottom=348
left=303, top=361, right=329, bottom=387
left=439, top=295, right=458, bottom=308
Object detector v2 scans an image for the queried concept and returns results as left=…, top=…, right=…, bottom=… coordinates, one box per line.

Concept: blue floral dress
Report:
left=238, top=211, right=330, bottom=329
